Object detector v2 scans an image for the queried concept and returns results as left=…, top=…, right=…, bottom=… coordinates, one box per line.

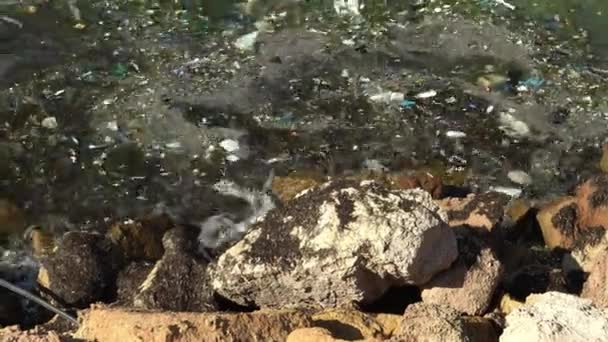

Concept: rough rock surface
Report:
left=421, top=230, right=502, bottom=315
left=391, top=303, right=492, bottom=342
left=581, top=248, right=608, bottom=307
left=437, top=192, right=510, bottom=231
left=537, top=175, right=608, bottom=251
left=133, top=227, right=218, bottom=312
left=38, top=231, right=119, bottom=307
left=106, top=214, right=172, bottom=262
left=503, top=264, right=569, bottom=301
left=211, top=180, right=458, bottom=309
left=501, top=292, right=608, bottom=342
left=0, top=326, right=62, bottom=342
left=74, top=307, right=314, bottom=342
left=536, top=197, right=578, bottom=249
left=115, top=261, right=154, bottom=305
left=312, top=309, right=388, bottom=340
left=287, top=327, right=342, bottom=342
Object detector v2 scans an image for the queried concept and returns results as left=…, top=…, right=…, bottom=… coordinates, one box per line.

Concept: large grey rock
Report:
left=210, top=179, right=458, bottom=309
left=501, top=292, right=608, bottom=342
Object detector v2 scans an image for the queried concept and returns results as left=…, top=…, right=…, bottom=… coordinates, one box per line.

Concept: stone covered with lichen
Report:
left=210, top=179, right=458, bottom=309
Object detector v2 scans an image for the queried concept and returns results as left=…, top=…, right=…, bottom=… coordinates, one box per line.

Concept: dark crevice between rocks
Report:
left=213, top=292, right=259, bottom=313
left=359, top=285, right=421, bottom=314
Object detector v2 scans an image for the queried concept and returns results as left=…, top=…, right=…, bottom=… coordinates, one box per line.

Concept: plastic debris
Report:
left=507, top=170, right=532, bottom=185
left=415, top=90, right=437, bottom=99
left=369, top=91, right=404, bottom=104
left=499, top=112, right=530, bottom=138
left=41, top=117, right=58, bottom=130
left=334, top=0, right=360, bottom=16
left=219, top=139, right=240, bottom=153
left=490, top=186, right=522, bottom=197
left=446, top=131, right=467, bottom=139
left=495, top=0, right=515, bottom=10
left=519, top=77, right=545, bottom=91
left=235, top=31, right=259, bottom=51
left=0, top=15, right=23, bottom=29
left=400, top=99, right=416, bottom=109
left=226, top=155, right=240, bottom=162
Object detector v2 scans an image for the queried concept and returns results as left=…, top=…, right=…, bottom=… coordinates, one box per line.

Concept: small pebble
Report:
left=446, top=131, right=466, bottom=138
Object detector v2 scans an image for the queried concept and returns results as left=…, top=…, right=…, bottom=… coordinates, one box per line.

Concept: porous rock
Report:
left=133, top=227, right=217, bottom=312
left=537, top=175, right=608, bottom=251
left=581, top=248, right=608, bottom=308
left=115, top=261, right=154, bottom=305
left=286, top=327, right=339, bottom=342
left=437, top=192, right=510, bottom=231
left=211, top=180, right=458, bottom=309
left=501, top=292, right=608, bottom=342
left=312, top=309, right=387, bottom=340
left=75, top=307, right=313, bottom=342
left=38, top=231, right=118, bottom=307
left=390, top=303, right=494, bottom=342
left=421, top=229, right=502, bottom=315
left=107, top=214, right=172, bottom=262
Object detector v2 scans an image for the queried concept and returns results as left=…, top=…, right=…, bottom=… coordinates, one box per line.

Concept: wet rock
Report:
left=133, top=227, right=217, bottom=312
left=115, top=262, right=154, bottom=305
left=75, top=307, right=313, bottom=342
left=436, top=192, right=510, bottom=231
left=0, top=199, right=26, bottom=237
left=581, top=248, right=608, bottom=308
left=501, top=292, right=608, bottom=342
left=536, top=197, right=578, bottom=249
left=38, top=231, right=118, bottom=307
left=391, top=303, right=497, bottom=342
left=106, top=214, right=172, bottom=262
left=211, top=180, right=458, bottom=309
left=421, top=230, right=502, bottom=315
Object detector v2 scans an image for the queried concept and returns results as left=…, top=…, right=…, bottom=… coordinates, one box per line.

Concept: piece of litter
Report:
left=486, top=105, right=495, bottom=114
left=494, top=0, right=515, bottom=10
left=219, top=139, right=239, bottom=153
left=234, top=31, right=259, bottom=51
left=400, top=99, right=416, bottom=109
left=490, top=186, right=522, bottom=197
left=342, top=39, right=355, bottom=46
left=415, top=90, right=437, bottom=99
left=41, top=117, right=58, bottom=130
left=446, top=131, right=467, bottom=138
left=226, top=155, right=240, bottom=162
left=334, top=0, right=360, bottom=16
left=445, top=97, right=457, bottom=104
left=165, top=142, right=182, bottom=149
left=106, top=121, right=118, bottom=131
left=0, top=16, right=23, bottom=29
left=507, top=170, right=532, bottom=185
left=369, top=91, right=404, bottom=104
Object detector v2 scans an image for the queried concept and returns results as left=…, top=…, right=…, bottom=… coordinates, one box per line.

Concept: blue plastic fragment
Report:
left=400, top=99, right=416, bottom=109
left=520, top=77, right=545, bottom=90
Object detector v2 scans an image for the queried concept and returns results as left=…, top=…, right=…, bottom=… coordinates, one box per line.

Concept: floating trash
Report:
left=41, top=117, right=58, bottom=130
left=415, top=90, right=437, bottom=99
left=507, top=170, right=532, bottom=185
left=369, top=91, right=405, bottom=104
left=400, top=99, right=416, bottom=109
left=446, top=131, right=467, bottom=139
left=235, top=31, right=259, bottom=51
left=519, top=77, right=545, bottom=91
left=219, top=139, right=240, bottom=153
